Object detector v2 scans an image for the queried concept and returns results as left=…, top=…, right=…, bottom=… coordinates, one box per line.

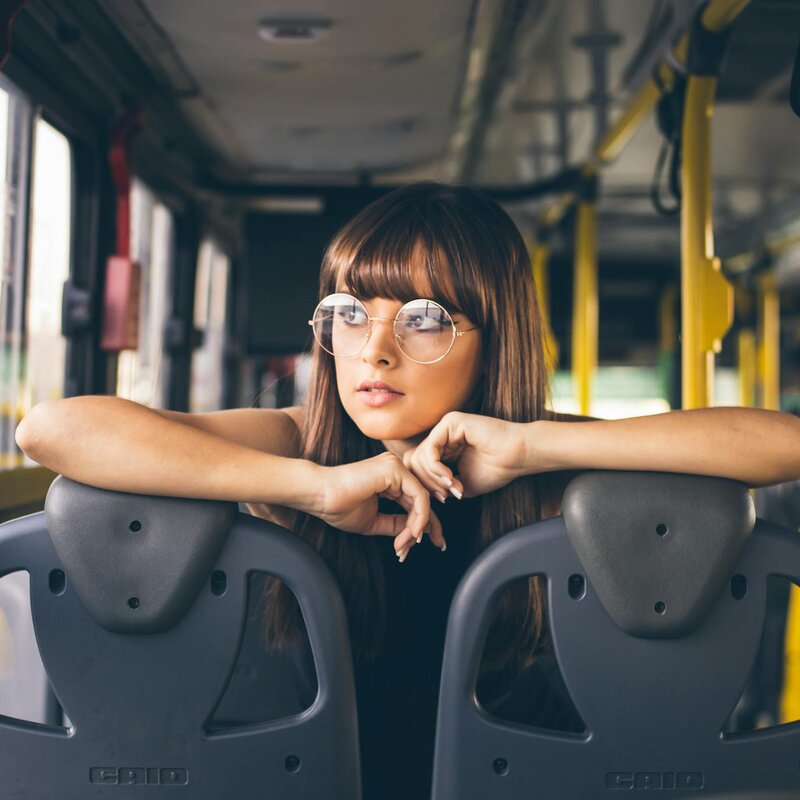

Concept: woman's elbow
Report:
left=15, top=399, right=59, bottom=459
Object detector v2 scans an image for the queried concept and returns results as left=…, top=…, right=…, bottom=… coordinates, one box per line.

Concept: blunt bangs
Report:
left=321, top=185, right=500, bottom=325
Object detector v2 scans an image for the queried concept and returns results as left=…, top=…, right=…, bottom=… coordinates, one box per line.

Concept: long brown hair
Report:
left=263, top=181, right=552, bottom=675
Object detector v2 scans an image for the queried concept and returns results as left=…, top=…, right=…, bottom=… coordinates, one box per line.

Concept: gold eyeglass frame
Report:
left=308, top=292, right=479, bottom=364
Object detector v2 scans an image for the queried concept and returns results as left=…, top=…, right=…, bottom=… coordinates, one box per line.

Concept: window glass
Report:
left=116, top=180, right=174, bottom=408
left=23, top=119, right=72, bottom=415
left=550, top=367, right=671, bottom=419
left=0, top=83, right=33, bottom=469
left=190, top=239, right=230, bottom=412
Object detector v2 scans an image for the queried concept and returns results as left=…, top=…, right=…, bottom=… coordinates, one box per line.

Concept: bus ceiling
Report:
left=1, top=2, right=798, bottom=289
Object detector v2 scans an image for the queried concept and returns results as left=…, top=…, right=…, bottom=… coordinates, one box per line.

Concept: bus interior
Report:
left=1, top=0, right=800, bottom=797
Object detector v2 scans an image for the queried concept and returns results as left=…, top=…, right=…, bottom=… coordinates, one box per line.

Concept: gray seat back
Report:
left=0, top=476, right=361, bottom=799
left=432, top=471, right=800, bottom=799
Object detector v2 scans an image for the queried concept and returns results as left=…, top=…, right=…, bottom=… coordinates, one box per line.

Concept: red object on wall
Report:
left=101, top=108, right=142, bottom=352
left=100, top=256, right=141, bottom=351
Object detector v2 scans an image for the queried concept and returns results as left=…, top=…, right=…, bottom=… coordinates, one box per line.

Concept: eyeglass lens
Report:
left=311, top=293, right=456, bottom=363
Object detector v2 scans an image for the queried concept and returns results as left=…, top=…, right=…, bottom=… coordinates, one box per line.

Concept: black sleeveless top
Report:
left=352, top=495, right=583, bottom=800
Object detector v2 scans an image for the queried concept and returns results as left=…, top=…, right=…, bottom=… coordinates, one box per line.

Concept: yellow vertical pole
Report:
left=529, top=236, right=559, bottom=373
left=571, top=177, right=598, bottom=416
left=680, top=74, right=734, bottom=409
left=737, top=330, right=757, bottom=407
left=779, top=265, right=798, bottom=723
left=757, top=272, right=780, bottom=410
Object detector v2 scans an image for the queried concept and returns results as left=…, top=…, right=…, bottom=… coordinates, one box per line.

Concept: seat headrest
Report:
left=562, top=471, right=755, bottom=637
left=45, top=476, right=237, bottom=633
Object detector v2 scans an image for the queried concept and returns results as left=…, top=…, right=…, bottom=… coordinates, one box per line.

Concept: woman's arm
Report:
left=402, top=408, right=800, bottom=509
left=15, top=396, right=441, bottom=555
left=15, top=395, right=321, bottom=507
left=523, top=407, right=800, bottom=488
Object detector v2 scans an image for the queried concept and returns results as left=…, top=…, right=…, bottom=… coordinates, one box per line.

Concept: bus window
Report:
left=190, top=239, right=230, bottom=412
left=550, top=367, right=671, bottom=419
left=0, top=82, right=32, bottom=469
left=116, top=180, right=174, bottom=408
left=23, top=119, right=72, bottom=424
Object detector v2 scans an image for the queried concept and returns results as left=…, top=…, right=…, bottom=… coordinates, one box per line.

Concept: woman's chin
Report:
left=351, top=414, right=427, bottom=443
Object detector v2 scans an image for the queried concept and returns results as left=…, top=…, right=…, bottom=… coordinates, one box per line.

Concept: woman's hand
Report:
left=403, top=411, right=530, bottom=500
left=314, top=452, right=446, bottom=560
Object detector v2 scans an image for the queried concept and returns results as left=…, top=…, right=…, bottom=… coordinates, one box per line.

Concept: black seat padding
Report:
left=432, top=471, right=800, bottom=799
left=0, top=476, right=361, bottom=799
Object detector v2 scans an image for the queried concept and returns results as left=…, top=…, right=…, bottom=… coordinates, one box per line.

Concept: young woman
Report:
left=15, top=182, right=800, bottom=799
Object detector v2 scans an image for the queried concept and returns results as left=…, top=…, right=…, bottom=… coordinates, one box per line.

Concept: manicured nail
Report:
left=440, top=542, right=447, bottom=552
left=416, top=535, right=422, bottom=543
left=436, top=491, right=447, bottom=503
left=449, top=486, right=462, bottom=500
left=440, top=475, right=453, bottom=487
left=398, top=550, right=407, bottom=563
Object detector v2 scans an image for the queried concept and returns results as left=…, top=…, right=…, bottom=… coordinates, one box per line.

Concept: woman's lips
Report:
left=357, top=389, right=405, bottom=407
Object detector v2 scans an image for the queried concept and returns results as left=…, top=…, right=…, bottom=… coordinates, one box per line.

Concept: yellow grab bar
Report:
left=737, top=329, right=757, bottom=407
left=757, top=272, right=780, bottom=410
left=571, top=194, right=598, bottom=416
left=538, top=0, right=751, bottom=233
left=528, top=237, right=559, bottom=374
left=680, top=73, right=734, bottom=409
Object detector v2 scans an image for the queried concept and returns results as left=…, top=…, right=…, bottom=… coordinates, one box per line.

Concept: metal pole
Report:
left=680, top=73, right=734, bottom=408
left=757, top=273, right=780, bottom=410
left=571, top=188, right=598, bottom=415
left=529, top=237, right=559, bottom=373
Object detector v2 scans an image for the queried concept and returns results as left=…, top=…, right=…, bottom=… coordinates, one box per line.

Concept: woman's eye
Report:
left=335, top=307, right=368, bottom=325
left=402, top=313, right=446, bottom=332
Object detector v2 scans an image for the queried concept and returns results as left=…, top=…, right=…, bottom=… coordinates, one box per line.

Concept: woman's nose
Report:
left=360, top=318, right=400, bottom=366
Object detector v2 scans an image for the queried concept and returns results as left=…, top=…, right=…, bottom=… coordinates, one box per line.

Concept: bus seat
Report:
left=0, top=476, right=361, bottom=799
left=432, top=471, right=800, bottom=799
left=0, top=571, right=52, bottom=724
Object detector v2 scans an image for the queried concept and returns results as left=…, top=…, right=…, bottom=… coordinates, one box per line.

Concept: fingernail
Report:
left=416, top=535, right=422, bottom=544
left=440, top=542, right=447, bottom=552
left=398, top=550, right=407, bottom=563
left=436, top=491, right=447, bottom=503
left=449, top=486, right=462, bottom=500
left=442, top=475, right=453, bottom=487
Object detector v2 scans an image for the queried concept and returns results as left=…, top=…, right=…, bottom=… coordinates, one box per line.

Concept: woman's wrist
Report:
left=255, top=455, right=327, bottom=517
left=517, top=419, right=575, bottom=476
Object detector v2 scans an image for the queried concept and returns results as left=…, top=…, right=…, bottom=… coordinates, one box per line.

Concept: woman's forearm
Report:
left=524, top=407, right=800, bottom=488
left=15, top=396, right=323, bottom=512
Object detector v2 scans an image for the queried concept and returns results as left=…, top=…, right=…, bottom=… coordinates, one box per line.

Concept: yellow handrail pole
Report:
left=533, top=0, right=750, bottom=252
left=757, top=272, right=780, bottom=410
left=776, top=259, right=796, bottom=725
left=734, top=286, right=756, bottom=407
left=528, top=235, right=559, bottom=374
left=701, top=0, right=751, bottom=30
left=594, top=77, right=670, bottom=165
left=537, top=191, right=577, bottom=232
left=737, top=329, right=757, bottom=407
left=592, top=0, right=747, bottom=167
left=571, top=176, right=598, bottom=416
left=680, top=13, right=739, bottom=410
left=681, top=75, right=722, bottom=407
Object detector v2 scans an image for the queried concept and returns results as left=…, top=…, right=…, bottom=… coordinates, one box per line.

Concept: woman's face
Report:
left=332, top=291, right=483, bottom=447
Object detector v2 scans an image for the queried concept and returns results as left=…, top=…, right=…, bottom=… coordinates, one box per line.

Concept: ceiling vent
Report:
left=258, top=18, right=332, bottom=43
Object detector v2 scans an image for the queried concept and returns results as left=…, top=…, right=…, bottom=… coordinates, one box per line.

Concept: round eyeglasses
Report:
left=308, top=293, right=479, bottom=364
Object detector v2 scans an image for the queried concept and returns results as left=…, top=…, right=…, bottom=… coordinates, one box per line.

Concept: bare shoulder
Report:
left=282, top=405, right=305, bottom=430
left=154, top=404, right=305, bottom=457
